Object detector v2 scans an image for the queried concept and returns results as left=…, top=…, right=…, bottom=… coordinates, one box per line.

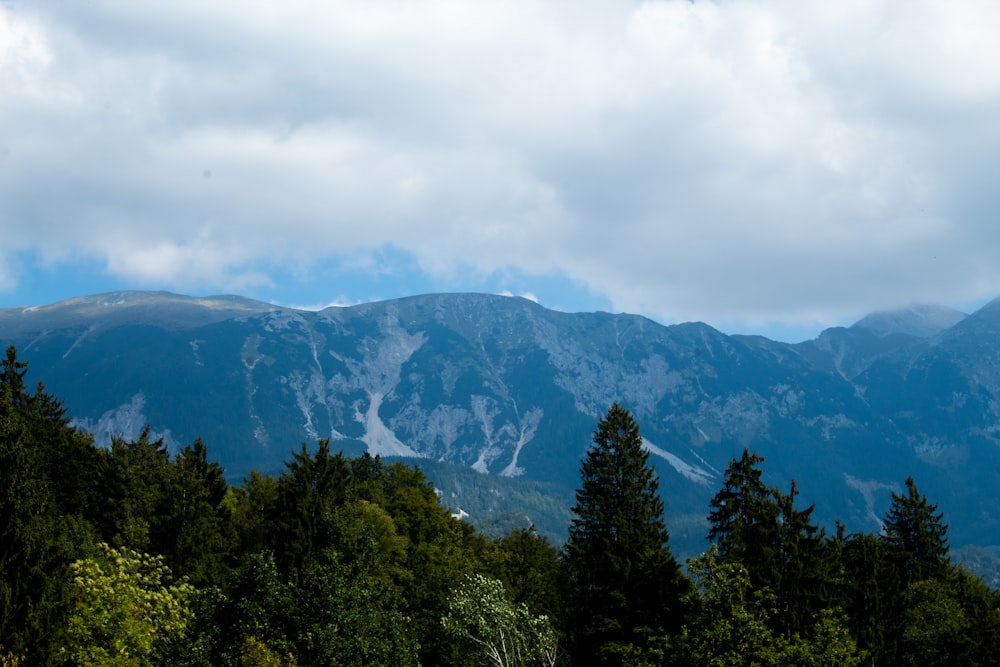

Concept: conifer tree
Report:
left=706, top=449, right=780, bottom=589
left=839, top=532, right=901, bottom=665
left=101, top=427, right=172, bottom=551
left=564, top=404, right=686, bottom=666
left=882, top=477, right=950, bottom=584
left=273, top=440, right=350, bottom=574
left=162, top=438, right=233, bottom=585
left=1, top=346, right=97, bottom=662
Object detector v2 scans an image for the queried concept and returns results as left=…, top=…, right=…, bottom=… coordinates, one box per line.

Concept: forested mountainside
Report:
left=3, top=356, right=999, bottom=666
left=3, top=291, right=1000, bottom=566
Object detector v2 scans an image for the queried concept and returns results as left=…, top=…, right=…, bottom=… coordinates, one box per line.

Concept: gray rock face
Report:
left=4, top=291, right=1000, bottom=562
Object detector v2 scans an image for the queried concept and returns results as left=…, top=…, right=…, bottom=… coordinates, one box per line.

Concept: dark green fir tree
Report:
left=882, top=476, right=950, bottom=585
left=564, top=403, right=687, bottom=667
left=707, top=449, right=780, bottom=588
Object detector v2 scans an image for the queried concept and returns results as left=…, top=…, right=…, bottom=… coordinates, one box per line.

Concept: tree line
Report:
left=2, top=346, right=999, bottom=666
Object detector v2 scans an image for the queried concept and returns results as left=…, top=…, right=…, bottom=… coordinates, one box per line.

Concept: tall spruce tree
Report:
left=882, top=476, right=950, bottom=585
left=1, top=347, right=97, bottom=662
left=773, top=480, right=834, bottom=639
left=839, top=531, right=902, bottom=664
left=273, top=439, right=350, bottom=575
left=707, top=449, right=780, bottom=588
left=564, top=404, right=686, bottom=666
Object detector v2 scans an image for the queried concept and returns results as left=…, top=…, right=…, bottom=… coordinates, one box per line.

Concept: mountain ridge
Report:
left=3, top=290, right=1000, bottom=567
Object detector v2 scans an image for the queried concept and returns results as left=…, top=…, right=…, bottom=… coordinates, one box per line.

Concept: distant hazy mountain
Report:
left=3, top=291, right=999, bottom=571
left=852, top=303, right=967, bottom=338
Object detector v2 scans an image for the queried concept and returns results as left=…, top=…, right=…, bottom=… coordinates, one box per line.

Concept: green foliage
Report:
left=882, top=476, right=951, bottom=584
left=63, top=543, right=194, bottom=667
left=899, top=578, right=969, bottom=666
left=839, top=531, right=902, bottom=663
left=674, top=547, right=863, bottom=666
left=272, top=440, right=350, bottom=574
left=783, top=608, right=867, bottom=667
left=294, top=546, right=419, bottom=667
left=0, top=649, right=24, bottom=667
left=677, top=546, right=787, bottom=665
left=212, top=551, right=297, bottom=665
left=706, top=450, right=780, bottom=585
left=1, top=346, right=98, bottom=662
left=162, top=438, right=233, bottom=585
left=772, top=480, right=838, bottom=638
left=564, top=404, right=687, bottom=666
left=443, top=573, right=559, bottom=667
left=492, top=527, right=563, bottom=619
left=229, top=470, right=280, bottom=555
left=8, top=346, right=1000, bottom=667
left=237, top=636, right=297, bottom=667
left=707, top=451, right=840, bottom=641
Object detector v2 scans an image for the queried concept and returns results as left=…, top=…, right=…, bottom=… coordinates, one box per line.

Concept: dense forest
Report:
left=3, top=345, right=999, bottom=666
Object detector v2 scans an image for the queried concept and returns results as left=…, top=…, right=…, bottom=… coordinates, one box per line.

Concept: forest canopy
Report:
left=2, top=346, right=998, bottom=666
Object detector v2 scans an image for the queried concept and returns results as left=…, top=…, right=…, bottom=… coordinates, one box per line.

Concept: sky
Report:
left=2, top=0, right=1000, bottom=342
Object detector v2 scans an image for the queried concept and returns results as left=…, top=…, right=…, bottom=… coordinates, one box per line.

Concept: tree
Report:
left=493, top=527, right=563, bottom=620
left=673, top=547, right=789, bottom=666
left=272, top=440, right=349, bottom=574
left=229, top=471, right=281, bottom=556
left=1, top=347, right=98, bottom=662
left=100, top=427, right=172, bottom=551
left=161, top=438, right=233, bottom=585
left=211, top=551, right=298, bottom=666
left=899, top=578, right=970, bottom=667
left=63, top=543, right=194, bottom=667
left=839, top=531, right=902, bottom=663
left=772, top=480, right=835, bottom=639
left=672, top=547, right=864, bottom=667
left=706, top=449, right=780, bottom=586
left=237, top=636, right=298, bottom=667
left=882, top=477, right=950, bottom=584
left=442, top=574, right=559, bottom=667
left=564, top=404, right=686, bottom=666
left=294, top=550, right=419, bottom=667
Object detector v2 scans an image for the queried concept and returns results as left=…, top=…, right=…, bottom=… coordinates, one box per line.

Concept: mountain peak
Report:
left=851, top=304, right=966, bottom=338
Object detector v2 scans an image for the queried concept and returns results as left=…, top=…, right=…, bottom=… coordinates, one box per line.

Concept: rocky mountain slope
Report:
left=3, top=291, right=999, bottom=564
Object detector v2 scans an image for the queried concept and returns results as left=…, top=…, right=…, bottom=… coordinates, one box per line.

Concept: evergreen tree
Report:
left=230, top=471, right=281, bottom=556
left=773, top=480, right=835, bottom=639
left=564, top=404, right=686, bottom=666
left=161, top=439, right=233, bottom=585
left=839, top=531, right=902, bottom=664
left=272, top=440, right=349, bottom=574
left=211, top=551, right=298, bottom=666
left=882, top=477, right=950, bottom=585
left=706, top=449, right=780, bottom=589
left=100, top=427, right=172, bottom=552
left=1, top=346, right=97, bottom=663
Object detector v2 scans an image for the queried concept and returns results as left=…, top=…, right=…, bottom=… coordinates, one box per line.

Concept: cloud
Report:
left=499, top=290, right=539, bottom=304
left=2, top=0, right=1000, bottom=334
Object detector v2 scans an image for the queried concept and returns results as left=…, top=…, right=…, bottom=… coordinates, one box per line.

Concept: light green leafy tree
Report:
left=0, top=649, right=24, bottom=667
left=238, top=636, right=298, bottom=667
left=63, top=543, right=194, bottom=667
left=443, top=573, right=559, bottom=667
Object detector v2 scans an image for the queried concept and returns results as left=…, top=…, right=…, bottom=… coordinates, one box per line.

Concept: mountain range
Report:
left=3, top=291, right=999, bottom=573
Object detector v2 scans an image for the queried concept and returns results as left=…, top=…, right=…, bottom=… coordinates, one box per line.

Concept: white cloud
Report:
left=499, top=290, right=539, bottom=304
left=2, top=0, right=1000, bottom=333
